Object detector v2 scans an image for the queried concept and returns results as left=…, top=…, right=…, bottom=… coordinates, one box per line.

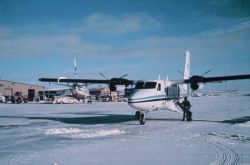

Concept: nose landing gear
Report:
left=135, top=111, right=146, bottom=125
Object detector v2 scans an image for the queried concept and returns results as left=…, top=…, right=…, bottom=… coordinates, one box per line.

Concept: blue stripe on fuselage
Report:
left=128, top=95, right=178, bottom=103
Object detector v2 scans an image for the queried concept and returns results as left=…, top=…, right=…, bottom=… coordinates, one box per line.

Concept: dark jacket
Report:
left=179, top=100, right=191, bottom=111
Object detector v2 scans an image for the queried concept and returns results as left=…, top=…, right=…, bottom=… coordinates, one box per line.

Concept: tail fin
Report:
left=182, top=49, right=190, bottom=92
left=184, top=49, right=190, bottom=80
left=74, top=57, right=78, bottom=79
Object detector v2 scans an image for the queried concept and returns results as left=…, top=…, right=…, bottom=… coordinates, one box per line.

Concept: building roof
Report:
left=0, top=79, right=45, bottom=88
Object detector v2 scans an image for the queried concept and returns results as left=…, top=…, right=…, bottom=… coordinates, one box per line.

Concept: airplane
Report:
left=39, top=57, right=134, bottom=100
left=70, top=57, right=90, bottom=100
left=39, top=63, right=134, bottom=95
left=43, top=57, right=90, bottom=100
left=39, top=50, right=250, bottom=125
left=128, top=50, right=250, bottom=124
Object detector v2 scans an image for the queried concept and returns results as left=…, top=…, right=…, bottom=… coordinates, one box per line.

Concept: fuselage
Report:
left=71, top=86, right=90, bottom=99
left=128, top=80, right=182, bottom=113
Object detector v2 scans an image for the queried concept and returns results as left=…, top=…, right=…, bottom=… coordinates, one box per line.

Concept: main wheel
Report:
left=135, top=111, right=140, bottom=120
left=139, top=114, right=145, bottom=125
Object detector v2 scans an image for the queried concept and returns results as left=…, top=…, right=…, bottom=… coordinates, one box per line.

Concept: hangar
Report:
left=0, top=79, right=45, bottom=102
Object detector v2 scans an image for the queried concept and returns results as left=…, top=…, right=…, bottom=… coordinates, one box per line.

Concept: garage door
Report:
left=4, top=88, right=13, bottom=96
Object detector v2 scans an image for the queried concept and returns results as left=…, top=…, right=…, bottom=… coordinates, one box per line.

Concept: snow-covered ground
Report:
left=0, top=95, right=250, bottom=165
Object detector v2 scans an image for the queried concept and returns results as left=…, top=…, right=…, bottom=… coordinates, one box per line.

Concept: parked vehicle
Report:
left=85, top=96, right=93, bottom=103
left=53, top=96, right=79, bottom=104
left=4, top=96, right=12, bottom=103
left=11, top=95, right=28, bottom=103
left=100, top=96, right=111, bottom=102
left=0, top=96, right=5, bottom=103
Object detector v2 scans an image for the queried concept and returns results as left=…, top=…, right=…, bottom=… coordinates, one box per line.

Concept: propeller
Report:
left=178, top=69, right=213, bottom=91
left=99, top=72, right=109, bottom=80
left=98, top=72, right=131, bottom=101
left=178, top=69, right=212, bottom=78
left=200, top=69, right=212, bottom=76
left=120, top=74, right=128, bottom=79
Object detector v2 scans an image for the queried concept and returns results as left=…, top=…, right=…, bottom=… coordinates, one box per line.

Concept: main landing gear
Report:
left=135, top=111, right=145, bottom=125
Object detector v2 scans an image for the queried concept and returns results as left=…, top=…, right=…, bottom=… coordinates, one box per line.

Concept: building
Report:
left=0, top=80, right=45, bottom=101
left=89, top=87, right=111, bottom=97
left=89, top=87, right=123, bottom=102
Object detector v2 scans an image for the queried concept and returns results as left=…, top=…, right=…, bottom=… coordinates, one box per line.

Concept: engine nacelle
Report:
left=190, top=83, right=199, bottom=90
left=189, top=75, right=205, bottom=90
left=109, top=84, right=117, bottom=91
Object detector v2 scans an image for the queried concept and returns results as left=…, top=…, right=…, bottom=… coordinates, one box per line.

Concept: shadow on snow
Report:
left=221, top=116, right=250, bottom=124
left=0, top=114, right=135, bottom=125
left=0, top=115, right=249, bottom=125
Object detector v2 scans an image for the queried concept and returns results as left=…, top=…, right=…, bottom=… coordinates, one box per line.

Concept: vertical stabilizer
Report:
left=74, top=57, right=78, bottom=79
left=184, top=49, right=190, bottom=80
left=182, top=49, right=190, bottom=93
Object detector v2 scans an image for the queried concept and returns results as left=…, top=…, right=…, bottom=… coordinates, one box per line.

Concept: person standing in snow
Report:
left=177, top=96, right=192, bottom=121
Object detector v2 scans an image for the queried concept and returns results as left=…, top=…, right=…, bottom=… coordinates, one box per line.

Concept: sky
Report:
left=0, top=0, right=250, bottom=91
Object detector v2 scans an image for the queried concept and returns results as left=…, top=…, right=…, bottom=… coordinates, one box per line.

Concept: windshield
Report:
left=135, top=81, right=157, bottom=89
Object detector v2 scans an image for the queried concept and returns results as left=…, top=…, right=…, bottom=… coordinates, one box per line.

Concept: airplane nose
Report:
left=128, top=95, right=134, bottom=104
left=128, top=91, right=144, bottom=110
left=128, top=90, right=138, bottom=104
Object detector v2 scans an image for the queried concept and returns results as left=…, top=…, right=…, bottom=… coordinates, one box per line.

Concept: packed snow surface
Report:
left=0, top=95, right=250, bottom=165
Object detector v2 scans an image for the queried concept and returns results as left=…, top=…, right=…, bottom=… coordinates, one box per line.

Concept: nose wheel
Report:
left=135, top=111, right=146, bottom=125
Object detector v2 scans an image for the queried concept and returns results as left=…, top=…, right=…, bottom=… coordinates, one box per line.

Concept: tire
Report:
left=135, top=111, right=140, bottom=120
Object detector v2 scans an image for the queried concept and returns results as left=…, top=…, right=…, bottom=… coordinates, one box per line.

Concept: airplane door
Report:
left=165, top=84, right=180, bottom=100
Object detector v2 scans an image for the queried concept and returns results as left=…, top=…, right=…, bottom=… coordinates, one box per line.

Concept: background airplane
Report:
left=42, top=57, right=90, bottom=100
left=39, top=57, right=135, bottom=99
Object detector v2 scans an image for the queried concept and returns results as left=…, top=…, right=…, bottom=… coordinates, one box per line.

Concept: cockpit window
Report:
left=135, top=82, right=157, bottom=89
left=135, top=82, right=144, bottom=89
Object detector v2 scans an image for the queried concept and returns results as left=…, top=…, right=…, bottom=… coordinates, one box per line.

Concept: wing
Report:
left=184, top=74, right=250, bottom=83
left=39, top=78, right=109, bottom=84
left=183, top=74, right=250, bottom=90
left=39, top=77, right=135, bottom=87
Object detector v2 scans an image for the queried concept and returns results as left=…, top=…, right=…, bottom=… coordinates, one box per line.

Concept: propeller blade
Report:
left=99, top=72, right=109, bottom=80
left=120, top=74, right=128, bottom=79
left=177, top=70, right=183, bottom=75
left=201, top=69, right=212, bottom=76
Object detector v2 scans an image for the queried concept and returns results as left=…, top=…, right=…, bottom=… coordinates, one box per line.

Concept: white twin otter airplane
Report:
left=39, top=50, right=250, bottom=125
left=128, top=50, right=191, bottom=124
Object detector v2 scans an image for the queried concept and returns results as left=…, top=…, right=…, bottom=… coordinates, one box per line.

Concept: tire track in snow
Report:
left=205, top=139, right=239, bottom=165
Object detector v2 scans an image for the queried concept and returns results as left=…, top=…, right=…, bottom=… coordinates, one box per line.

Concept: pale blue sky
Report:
left=0, top=0, right=250, bottom=90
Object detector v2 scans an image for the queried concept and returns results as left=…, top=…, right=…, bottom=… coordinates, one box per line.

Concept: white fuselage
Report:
left=71, top=86, right=90, bottom=99
left=128, top=80, right=183, bottom=113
